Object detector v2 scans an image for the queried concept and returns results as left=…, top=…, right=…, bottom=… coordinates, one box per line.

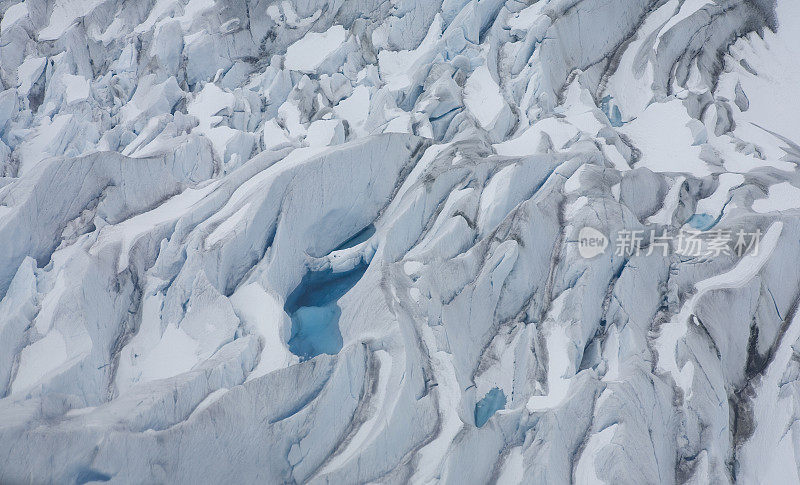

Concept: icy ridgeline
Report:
left=1, top=0, right=800, bottom=482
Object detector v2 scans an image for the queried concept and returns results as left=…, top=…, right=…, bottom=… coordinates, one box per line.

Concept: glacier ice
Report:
left=474, top=387, right=506, bottom=428
left=1, top=0, right=800, bottom=483
left=285, top=264, right=367, bottom=361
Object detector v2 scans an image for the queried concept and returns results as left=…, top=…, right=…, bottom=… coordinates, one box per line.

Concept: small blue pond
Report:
left=285, top=263, right=368, bottom=361
left=475, top=388, right=507, bottom=428
left=687, top=213, right=717, bottom=231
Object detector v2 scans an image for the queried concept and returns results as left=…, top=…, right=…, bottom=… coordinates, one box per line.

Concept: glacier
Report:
left=1, top=0, right=800, bottom=482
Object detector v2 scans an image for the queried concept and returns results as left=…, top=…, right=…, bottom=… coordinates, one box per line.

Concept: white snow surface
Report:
left=284, top=25, right=347, bottom=73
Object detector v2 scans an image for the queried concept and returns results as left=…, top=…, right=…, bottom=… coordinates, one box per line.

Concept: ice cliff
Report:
left=1, top=0, right=800, bottom=482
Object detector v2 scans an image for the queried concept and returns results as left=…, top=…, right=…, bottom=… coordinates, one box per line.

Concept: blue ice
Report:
left=285, top=264, right=367, bottom=361
left=475, top=388, right=507, bottom=427
left=600, top=95, right=624, bottom=127
left=335, top=224, right=375, bottom=251
left=687, top=213, right=717, bottom=231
